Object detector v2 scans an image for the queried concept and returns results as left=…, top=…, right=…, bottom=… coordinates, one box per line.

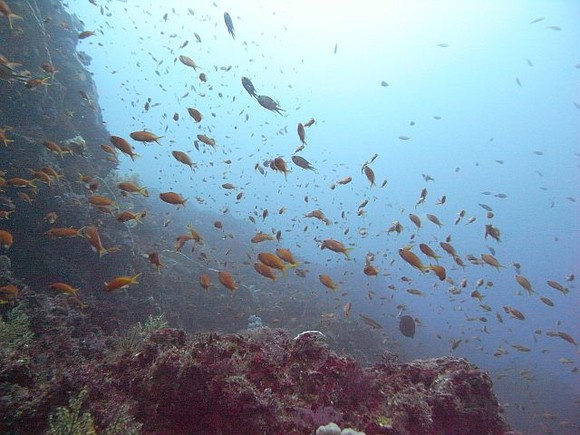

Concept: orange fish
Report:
left=0, top=210, right=14, bottom=220
left=187, top=108, right=202, bottom=122
left=78, top=30, right=96, bottom=39
left=199, top=274, right=211, bottom=291
left=42, top=140, right=66, bottom=157
left=0, top=229, right=13, bottom=249
left=44, top=227, right=83, bottom=238
left=88, top=195, right=117, bottom=208
left=258, top=252, right=290, bottom=276
left=171, top=151, right=196, bottom=170
left=159, top=192, right=187, bottom=207
left=196, top=134, right=216, bottom=147
left=118, top=182, right=148, bottom=197
left=363, top=264, right=379, bottom=276
left=321, top=239, right=352, bottom=257
left=515, top=274, right=535, bottom=296
left=273, top=157, right=290, bottom=180
left=254, top=262, right=278, bottom=281
left=319, top=274, right=338, bottom=291
left=336, top=176, right=352, bottom=185
left=398, top=248, right=428, bottom=273
left=409, top=213, right=421, bottom=229
left=251, top=232, right=274, bottom=243
left=148, top=252, right=162, bottom=273
left=116, top=210, right=146, bottom=224
left=275, top=248, right=299, bottom=266
left=110, top=136, right=140, bottom=161
left=103, top=273, right=141, bottom=292
left=439, top=242, right=458, bottom=258
left=130, top=130, right=163, bottom=144
left=0, top=284, right=18, bottom=303
left=419, top=243, right=440, bottom=262
left=48, top=282, right=80, bottom=295
left=83, top=225, right=118, bottom=257
left=481, top=253, right=502, bottom=270
left=218, top=271, right=237, bottom=292
left=428, top=264, right=446, bottom=281
left=0, top=0, right=22, bottom=29
left=0, top=127, right=14, bottom=146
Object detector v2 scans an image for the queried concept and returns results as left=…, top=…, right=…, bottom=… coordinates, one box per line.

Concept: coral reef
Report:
left=0, top=322, right=511, bottom=434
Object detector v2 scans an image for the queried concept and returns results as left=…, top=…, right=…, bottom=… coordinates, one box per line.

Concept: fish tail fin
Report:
left=131, top=273, right=142, bottom=284
left=344, top=247, right=354, bottom=259
left=139, top=187, right=149, bottom=197
left=8, top=14, right=23, bottom=30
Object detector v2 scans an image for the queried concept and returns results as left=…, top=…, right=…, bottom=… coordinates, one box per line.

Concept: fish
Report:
left=0, top=229, right=13, bottom=249
left=363, top=165, right=376, bottom=187
left=428, top=265, right=446, bottom=281
left=256, top=95, right=284, bottom=114
left=159, top=192, right=187, bottom=207
left=196, top=134, right=216, bottom=147
left=515, top=274, right=535, bottom=295
left=556, top=331, right=577, bottom=346
left=272, top=157, right=290, bottom=179
left=44, top=227, right=84, bottom=238
left=148, top=252, right=162, bottom=274
left=503, top=306, right=525, bottom=320
left=187, top=108, right=202, bottom=122
left=363, top=264, right=379, bottom=277
left=398, top=248, right=428, bottom=272
left=426, top=214, right=443, bottom=227
left=251, top=232, right=275, bottom=243
left=130, top=130, right=163, bottom=144
left=223, top=12, right=235, bottom=39
left=276, top=248, right=299, bottom=266
left=199, top=274, right=211, bottom=291
left=78, top=30, right=95, bottom=39
left=88, top=195, right=117, bottom=208
left=409, top=213, right=421, bottom=229
left=546, top=280, right=568, bottom=295
left=178, top=55, right=199, bottom=70
left=104, top=273, right=141, bottom=292
left=484, top=224, right=501, bottom=242
left=118, top=182, right=148, bottom=197
left=336, top=176, right=352, bottom=185
left=419, top=243, right=440, bottom=262
left=116, top=209, right=146, bottom=224
left=359, top=314, right=383, bottom=329
left=291, top=156, right=317, bottom=172
left=218, top=271, right=237, bottom=292
left=297, top=123, right=306, bottom=145
left=258, top=252, right=291, bottom=276
left=83, top=225, right=118, bottom=258
left=481, top=253, right=502, bottom=270
left=304, top=118, right=316, bottom=127
left=319, top=274, right=338, bottom=291
left=48, top=282, right=80, bottom=295
left=254, top=262, right=277, bottom=281
left=110, top=136, right=140, bottom=161
left=399, top=315, right=416, bottom=338
left=0, top=0, right=22, bottom=30
left=321, top=239, right=352, bottom=257
left=304, top=209, right=330, bottom=225
left=241, top=77, right=257, bottom=98
left=172, top=151, right=196, bottom=170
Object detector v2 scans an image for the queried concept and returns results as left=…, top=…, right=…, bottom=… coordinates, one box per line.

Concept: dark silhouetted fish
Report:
left=241, top=77, right=257, bottom=98
left=257, top=95, right=285, bottom=115
left=399, top=315, right=416, bottom=338
left=224, top=12, right=235, bottom=39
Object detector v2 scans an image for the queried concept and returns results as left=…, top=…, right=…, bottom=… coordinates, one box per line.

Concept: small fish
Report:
left=223, top=12, right=235, bottom=39
left=254, top=262, right=277, bottom=281
left=130, top=130, right=163, bottom=144
left=359, top=314, right=382, bottom=329
left=256, top=95, right=284, bottom=115
left=321, top=239, right=352, bottom=257
left=110, top=136, right=139, bottom=161
left=172, top=150, right=196, bottom=170
left=48, top=282, right=80, bottom=295
left=399, top=315, right=416, bottom=338
left=104, top=273, right=141, bottom=292
left=199, top=274, right=211, bottom=291
left=218, top=271, right=237, bottom=292
left=319, top=274, right=338, bottom=291
left=515, top=274, right=535, bottom=296
left=187, top=108, right=202, bottom=122
left=178, top=55, right=199, bottom=70
left=0, top=0, right=23, bottom=29
left=258, top=252, right=290, bottom=276
left=241, top=77, right=257, bottom=98
left=291, top=155, right=317, bottom=172
left=399, top=248, right=428, bottom=272
left=159, top=192, right=187, bottom=207
left=148, top=252, right=162, bottom=274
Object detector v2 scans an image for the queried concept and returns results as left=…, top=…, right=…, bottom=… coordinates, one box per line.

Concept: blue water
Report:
left=67, top=1, right=579, bottom=432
